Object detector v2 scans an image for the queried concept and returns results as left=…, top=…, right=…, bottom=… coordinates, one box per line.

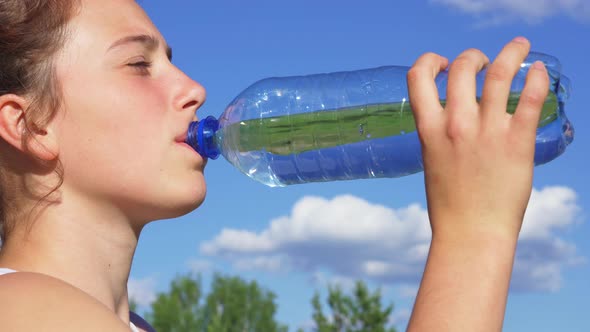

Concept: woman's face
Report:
left=53, top=0, right=208, bottom=222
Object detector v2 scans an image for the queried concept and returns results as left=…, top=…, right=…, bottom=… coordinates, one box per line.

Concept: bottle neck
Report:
left=186, top=115, right=221, bottom=159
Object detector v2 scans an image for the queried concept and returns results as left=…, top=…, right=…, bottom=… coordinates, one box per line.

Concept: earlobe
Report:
left=0, top=94, right=59, bottom=161
left=27, top=124, right=60, bottom=161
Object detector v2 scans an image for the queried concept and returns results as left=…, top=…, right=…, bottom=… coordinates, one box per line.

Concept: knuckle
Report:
left=464, top=48, right=486, bottom=59
left=520, top=91, right=545, bottom=107
left=450, top=49, right=487, bottom=71
left=449, top=56, right=473, bottom=73
left=406, top=66, right=425, bottom=85
left=531, top=67, right=550, bottom=85
left=446, top=117, right=474, bottom=141
left=410, top=52, right=445, bottom=76
left=446, top=124, right=463, bottom=141
left=443, top=98, right=460, bottom=111
left=419, top=52, right=443, bottom=64
left=485, top=64, right=512, bottom=83
left=416, top=123, right=439, bottom=144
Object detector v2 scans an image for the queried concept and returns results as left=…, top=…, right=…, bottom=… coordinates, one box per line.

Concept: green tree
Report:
left=201, top=274, right=288, bottom=332
left=144, top=273, right=288, bottom=332
left=311, top=280, right=397, bottom=332
left=146, top=274, right=204, bottom=332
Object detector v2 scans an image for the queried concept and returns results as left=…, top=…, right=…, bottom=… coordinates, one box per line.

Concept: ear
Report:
left=0, top=94, right=59, bottom=161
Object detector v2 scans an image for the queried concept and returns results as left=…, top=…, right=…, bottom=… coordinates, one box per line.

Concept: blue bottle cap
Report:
left=186, top=116, right=220, bottom=159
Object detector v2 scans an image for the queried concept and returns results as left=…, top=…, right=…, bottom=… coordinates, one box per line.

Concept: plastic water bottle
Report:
left=187, top=52, right=573, bottom=187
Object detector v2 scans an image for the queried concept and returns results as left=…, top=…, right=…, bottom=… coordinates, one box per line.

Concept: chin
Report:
left=167, top=179, right=208, bottom=218
left=139, top=176, right=208, bottom=222
left=177, top=190, right=207, bottom=216
left=144, top=193, right=206, bottom=222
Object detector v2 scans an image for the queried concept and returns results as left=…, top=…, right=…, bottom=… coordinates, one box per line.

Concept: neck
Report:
left=0, top=191, right=141, bottom=320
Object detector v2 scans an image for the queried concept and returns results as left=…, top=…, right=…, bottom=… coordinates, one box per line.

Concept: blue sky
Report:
left=130, top=1, right=590, bottom=331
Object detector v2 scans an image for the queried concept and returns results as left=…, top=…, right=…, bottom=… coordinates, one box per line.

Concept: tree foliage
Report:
left=205, top=275, right=288, bottom=332
left=311, top=280, right=397, bottom=332
left=139, top=273, right=397, bottom=332
left=144, top=273, right=288, bottom=332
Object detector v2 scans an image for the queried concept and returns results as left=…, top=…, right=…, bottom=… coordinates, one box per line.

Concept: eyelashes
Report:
left=125, top=52, right=172, bottom=75
left=127, top=60, right=152, bottom=75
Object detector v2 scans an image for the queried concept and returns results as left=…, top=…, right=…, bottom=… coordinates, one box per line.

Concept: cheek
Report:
left=63, top=73, right=168, bottom=138
left=110, top=78, right=170, bottom=125
left=57, top=76, right=171, bottom=189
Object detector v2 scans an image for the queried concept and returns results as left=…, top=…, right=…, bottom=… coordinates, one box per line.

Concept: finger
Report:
left=407, top=52, right=449, bottom=129
left=446, top=48, right=489, bottom=115
left=512, top=61, right=549, bottom=139
left=480, top=37, right=531, bottom=122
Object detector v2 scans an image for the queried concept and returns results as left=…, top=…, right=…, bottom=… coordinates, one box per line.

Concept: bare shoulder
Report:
left=0, top=272, right=131, bottom=332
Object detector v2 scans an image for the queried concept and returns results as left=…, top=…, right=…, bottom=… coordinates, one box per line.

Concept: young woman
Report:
left=0, top=0, right=549, bottom=331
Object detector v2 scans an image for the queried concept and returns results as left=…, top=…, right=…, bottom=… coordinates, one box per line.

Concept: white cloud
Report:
left=510, top=186, right=583, bottom=292
left=520, top=186, right=581, bottom=239
left=200, top=228, right=276, bottom=255
left=200, top=187, right=584, bottom=294
left=128, top=277, right=157, bottom=307
left=201, top=195, right=432, bottom=282
left=431, top=0, right=590, bottom=25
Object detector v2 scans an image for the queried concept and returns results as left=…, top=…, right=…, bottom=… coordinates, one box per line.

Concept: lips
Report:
left=174, top=130, right=188, bottom=143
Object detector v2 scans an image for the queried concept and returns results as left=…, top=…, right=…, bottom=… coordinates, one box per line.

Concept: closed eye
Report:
left=128, top=61, right=152, bottom=74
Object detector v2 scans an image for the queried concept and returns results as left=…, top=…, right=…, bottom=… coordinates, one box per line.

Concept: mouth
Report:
left=174, top=125, right=205, bottom=163
left=176, top=139, right=204, bottom=164
left=175, top=115, right=200, bottom=144
left=174, top=130, right=188, bottom=144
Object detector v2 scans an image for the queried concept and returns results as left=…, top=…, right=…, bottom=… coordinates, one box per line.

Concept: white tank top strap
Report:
left=0, top=268, right=17, bottom=275
left=129, top=322, right=140, bottom=332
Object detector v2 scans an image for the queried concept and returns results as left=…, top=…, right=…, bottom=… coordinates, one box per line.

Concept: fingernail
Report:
left=532, top=61, right=546, bottom=70
left=513, top=36, right=528, bottom=43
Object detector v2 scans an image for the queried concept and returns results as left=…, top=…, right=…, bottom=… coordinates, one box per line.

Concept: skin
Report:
left=0, top=0, right=548, bottom=331
left=406, top=38, right=549, bottom=331
left=0, top=0, right=206, bottom=330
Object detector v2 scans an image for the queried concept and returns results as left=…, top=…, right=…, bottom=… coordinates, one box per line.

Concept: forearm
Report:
left=407, top=226, right=518, bottom=332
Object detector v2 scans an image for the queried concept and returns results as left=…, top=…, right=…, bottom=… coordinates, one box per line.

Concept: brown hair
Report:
left=0, top=0, right=80, bottom=243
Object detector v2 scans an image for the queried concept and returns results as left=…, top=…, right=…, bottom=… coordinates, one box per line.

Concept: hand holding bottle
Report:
left=407, top=38, right=549, bottom=331
left=409, top=37, right=549, bottom=240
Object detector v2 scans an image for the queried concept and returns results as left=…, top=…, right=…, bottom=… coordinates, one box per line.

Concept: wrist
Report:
left=408, top=224, right=519, bottom=332
left=430, top=225, right=519, bottom=268
left=430, top=213, right=522, bottom=246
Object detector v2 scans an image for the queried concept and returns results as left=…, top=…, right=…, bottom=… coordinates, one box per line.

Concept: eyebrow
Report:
left=108, top=34, right=172, bottom=60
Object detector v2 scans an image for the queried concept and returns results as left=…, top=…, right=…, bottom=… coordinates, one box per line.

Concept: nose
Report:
left=173, top=69, right=207, bottom=115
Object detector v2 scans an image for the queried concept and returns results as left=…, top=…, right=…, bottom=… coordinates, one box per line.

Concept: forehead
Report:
left=67, top=0, right=163, bottom=50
